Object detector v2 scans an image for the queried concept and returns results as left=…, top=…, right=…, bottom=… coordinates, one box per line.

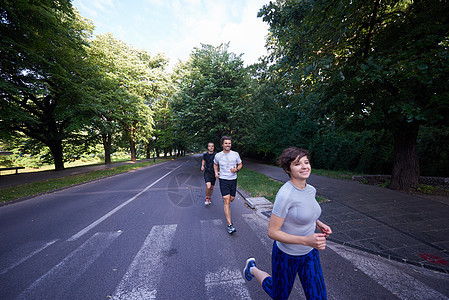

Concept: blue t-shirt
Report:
left=272, top=181, right=322, bottom=255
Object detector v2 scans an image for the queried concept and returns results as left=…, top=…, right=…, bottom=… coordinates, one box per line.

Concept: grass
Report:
left=312, top=168, right=359, bottom=180
left=238, top=167, right=328, bottom=203
left=0, top=159, right=169, bottom=204
left=238, top=168, right=284, bottom=202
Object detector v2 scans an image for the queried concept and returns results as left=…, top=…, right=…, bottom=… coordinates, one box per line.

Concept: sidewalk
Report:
left=242, top=160, right=449, bottom=274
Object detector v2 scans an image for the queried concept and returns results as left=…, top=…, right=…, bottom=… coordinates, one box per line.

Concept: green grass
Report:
left=238, top=168, right=284, bottom=202
left=238, top=168, right=328, bottom=203
left=0, top=159, right=169, bottom=203
left=312, top=168, right=359, bottom=180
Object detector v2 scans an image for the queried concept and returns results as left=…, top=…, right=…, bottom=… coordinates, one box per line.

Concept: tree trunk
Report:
left=130, top=139, right=137, bottom=161
left=49, top=140, right=65, bottom=171
left=145, top=143, right=152, bottom=159
left=389, top=121, right=420, bottom=192
left=102, top=134, right=112, bottom=165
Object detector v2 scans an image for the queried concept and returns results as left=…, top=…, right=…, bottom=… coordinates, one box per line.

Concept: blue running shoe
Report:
left=227, top=223, right=236, bottom=234
left=243, top=258, right=256, bottom=281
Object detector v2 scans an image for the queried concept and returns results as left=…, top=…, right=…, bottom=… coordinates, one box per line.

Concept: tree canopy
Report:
left=258, top=0, right=449, bottom=191
left=0, top=0, right=94, bottom=170
left=171, top=43, right=253, bottom=150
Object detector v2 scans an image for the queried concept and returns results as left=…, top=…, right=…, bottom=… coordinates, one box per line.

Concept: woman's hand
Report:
left=316, top=220, right=332, bottom=238
left=305, top=233, right=327, bottom=250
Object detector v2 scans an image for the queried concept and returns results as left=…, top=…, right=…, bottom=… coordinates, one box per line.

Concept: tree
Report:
left=172, top=43, right=253, bottom=150
left=0, top=0, right=94, bottom=170
left=259, top=0, right=449, bottom=191
left=87, top=34, right=168, bottom=162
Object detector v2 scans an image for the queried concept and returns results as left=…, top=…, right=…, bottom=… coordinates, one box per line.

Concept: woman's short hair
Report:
left=277, top=147, right=311, bottom=177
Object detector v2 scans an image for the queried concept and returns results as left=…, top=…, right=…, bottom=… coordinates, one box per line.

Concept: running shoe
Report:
left=243, top=258, right=256, bottom=281
left=205, top=199, right=209, bottom=206
left=227, top=223, right=236, bottom=234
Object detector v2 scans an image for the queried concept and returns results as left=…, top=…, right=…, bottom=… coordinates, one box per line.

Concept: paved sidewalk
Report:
left=242, top=160, right=449, bottom=274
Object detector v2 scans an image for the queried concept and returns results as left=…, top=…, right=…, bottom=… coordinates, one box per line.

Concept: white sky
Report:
left=72, top=0, right=271, bottom=69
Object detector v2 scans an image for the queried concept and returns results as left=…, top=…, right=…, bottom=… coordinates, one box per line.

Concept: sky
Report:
left=72, top=0, right=271, bottom=69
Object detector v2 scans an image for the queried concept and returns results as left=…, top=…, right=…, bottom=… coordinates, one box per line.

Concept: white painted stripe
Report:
left=200, top=219, right=252, bottom=299
left=67, top=164, right=183, bottom=241
left=112, top=224, right=178, bottom=300
left=18, top=231, right=121, bottom=300
left=0, top=240, right=58, bottom=275
left=327, top=243, right=449, bottom=300
left=205, top=268, right=252, bottom=300
left=242, top=213, right=272, bottom=252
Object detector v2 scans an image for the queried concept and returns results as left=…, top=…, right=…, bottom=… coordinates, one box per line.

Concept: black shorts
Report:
left=219, top=178, right=237, bottom=197
left=204, top=172, right=216, bottom=185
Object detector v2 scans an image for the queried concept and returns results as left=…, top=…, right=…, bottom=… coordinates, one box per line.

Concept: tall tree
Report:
left=259, top=0, right=449, bottom=191
left=172, top=43, right=253, bottom=150
left=87, top=34, right=167, bottom=161
left=0, top=0, right=94, bottom=170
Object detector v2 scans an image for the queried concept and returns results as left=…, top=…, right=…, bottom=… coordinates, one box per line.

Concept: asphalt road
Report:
left=1, top=155, right=448, bottom=299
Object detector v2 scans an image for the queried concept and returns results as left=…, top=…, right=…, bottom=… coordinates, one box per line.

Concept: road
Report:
left=1, top=155, right=448, bottom=299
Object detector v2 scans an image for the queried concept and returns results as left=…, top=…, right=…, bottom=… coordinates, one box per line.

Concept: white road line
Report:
left=67, top=164, right=183, bottom=242
left=18, top=231, right=121, bottom=300
left=242, top=213, right=272, bottom=252
left=0, top=240, right=58, bottom=275
left=328, top=243, right=449, bottom=300
left=112, top=224, right=178, bottom=300
left=201, top=219, right=252, bottom=299
left=205, top=267, right=251, bottom=300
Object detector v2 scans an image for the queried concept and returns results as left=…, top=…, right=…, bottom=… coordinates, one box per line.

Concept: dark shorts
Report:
left=219, top=178, right=237, bottom=197
left=204, top=172, right=216, bottom=185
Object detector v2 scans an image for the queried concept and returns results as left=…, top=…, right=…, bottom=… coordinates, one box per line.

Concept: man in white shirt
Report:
left=214, top=136, right=242, bottom=234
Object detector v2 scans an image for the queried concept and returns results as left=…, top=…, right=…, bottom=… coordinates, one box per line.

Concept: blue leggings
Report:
left=262, top=242, right=327, bottom=300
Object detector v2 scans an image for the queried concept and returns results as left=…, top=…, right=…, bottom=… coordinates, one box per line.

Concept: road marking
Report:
left=328, top=243, right=449, bottom=300
left=201, top=219, right=252, bottom=299
left=0, top=240, right=58, bottom=275
left=205, top=267, right=251, bottom=299
left=18, top=232, right=121, bottom=300
left=242, top=213, right=272, bottom=252
left=111, top=224, right=178, bottom=300
left=67, top=164, right=183, bottom=241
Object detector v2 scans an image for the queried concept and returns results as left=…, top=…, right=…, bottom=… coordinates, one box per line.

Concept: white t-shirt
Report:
left=272, top=181, right=322, bottom=256
left=213, top=150, right=242, bottom=180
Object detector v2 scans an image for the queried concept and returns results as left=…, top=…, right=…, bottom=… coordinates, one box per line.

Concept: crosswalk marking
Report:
left=3, top=212, right=448, bottom=299
left=18, top=231, right=121, bottom=300
left=328, top=243, right=449, bottom=300
left=0, top=239, right=58, bottom=275
left=205, top=267, right=251, bottom=300
left=111, top=224, right=178, bottom=300
left=201, top=219, right=252, bottom=299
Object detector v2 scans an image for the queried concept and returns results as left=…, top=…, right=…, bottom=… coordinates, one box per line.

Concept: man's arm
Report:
left=214, top=163, right=219, bottom=178
left=231, top=161, right=242, bottom=173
